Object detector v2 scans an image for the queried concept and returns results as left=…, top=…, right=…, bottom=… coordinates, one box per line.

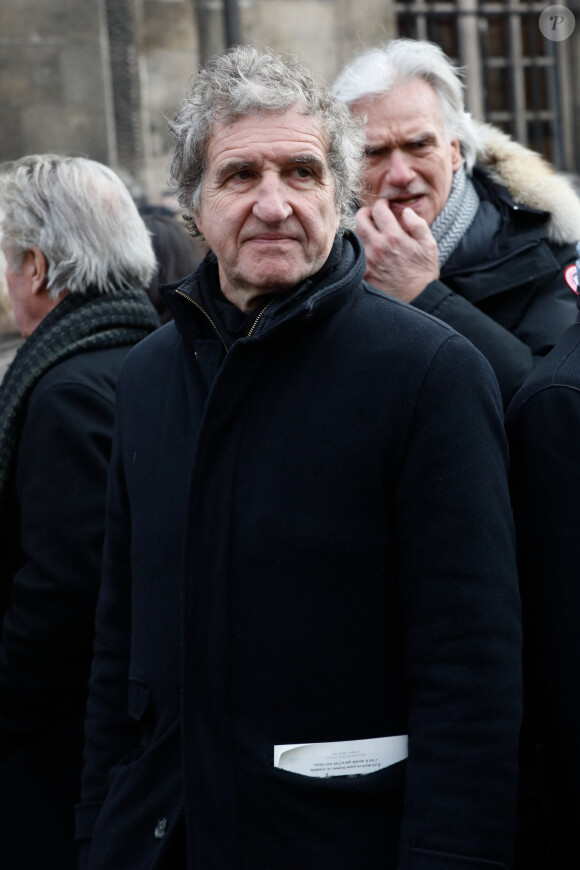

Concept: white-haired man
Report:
left=0, top=154, right=159, bottom=870
left=333, top=38, right=580, bottom=408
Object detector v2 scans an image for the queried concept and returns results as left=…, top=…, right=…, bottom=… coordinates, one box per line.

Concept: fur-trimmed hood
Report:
left=472, top=121, right=580, bottom=245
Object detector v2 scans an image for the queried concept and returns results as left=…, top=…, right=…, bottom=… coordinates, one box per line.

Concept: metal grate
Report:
left=395, top=0, right=566, bottom=167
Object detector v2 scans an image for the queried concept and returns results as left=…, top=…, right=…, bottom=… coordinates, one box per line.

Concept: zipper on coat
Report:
left=176, top=290, right=275, bottom=351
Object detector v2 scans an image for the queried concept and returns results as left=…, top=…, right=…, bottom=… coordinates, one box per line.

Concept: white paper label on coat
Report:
left=273, top=735, right=408, bottom=778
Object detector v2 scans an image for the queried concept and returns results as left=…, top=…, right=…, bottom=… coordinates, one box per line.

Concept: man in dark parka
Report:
left=0, top=154, right=159, bottom=869
left=332, top=39, right=580, bottom=409
left=77, top=46, right=523, bottom=870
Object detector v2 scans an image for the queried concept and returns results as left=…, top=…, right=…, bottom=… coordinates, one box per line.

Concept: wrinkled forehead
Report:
left=206, top=108, right=332, bottom=166
left=355, top=78, right=449, bottom=141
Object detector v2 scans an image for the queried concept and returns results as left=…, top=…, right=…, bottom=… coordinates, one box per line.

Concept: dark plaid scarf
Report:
left=0, top=285, right=159, bottom=523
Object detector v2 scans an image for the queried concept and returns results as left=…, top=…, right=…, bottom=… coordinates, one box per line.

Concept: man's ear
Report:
left=192, top=210, right=203, bottom=239
left=28, top=245, right=49, bottom=296
left=450, top=138, right=463, bottom=172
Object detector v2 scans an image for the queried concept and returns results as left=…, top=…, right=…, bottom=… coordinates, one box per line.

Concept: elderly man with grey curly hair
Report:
left=77, top=45, right=522, bottom=870
left=0, top=154, right=160, bottom=870
left=333, top=38, right=580, bottom=409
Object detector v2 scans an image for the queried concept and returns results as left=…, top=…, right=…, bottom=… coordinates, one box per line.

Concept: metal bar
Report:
left=395, top=4, right=553, bottom=15
left=479, top=0, right=493, bottom=123
left=525, top=0, right=543, bottom=156
left=413, top=0, right=429, bottom=41
left=488, top=110, right=559, bottom=120
left=485, top=56, right=559, bottom=67
left=558, top=34, right=576, bottom=169
left=550, top=40, right=565, bottom=167
left=507, top=0, right=527, bottom=143
left=457, top=0, right=485, bottom=119
left=224, top=0, right=242, bottom=48
left=395, top=0, right=574, bottom=161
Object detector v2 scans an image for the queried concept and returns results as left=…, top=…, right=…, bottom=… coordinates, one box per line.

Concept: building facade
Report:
left=0, top=0, right=396, bottom=201
left=0, top=0, right=578, bottom=203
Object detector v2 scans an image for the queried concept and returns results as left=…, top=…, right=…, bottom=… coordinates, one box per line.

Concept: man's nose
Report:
left=383, top=150, right=416, bottom=188
left=252, top=175, right=293, bottom=223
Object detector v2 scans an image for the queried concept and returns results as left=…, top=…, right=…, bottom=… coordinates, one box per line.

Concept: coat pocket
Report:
left=254, top=759, right=406, bottom=868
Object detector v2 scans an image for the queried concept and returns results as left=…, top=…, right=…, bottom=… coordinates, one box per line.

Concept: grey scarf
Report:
left=431, top=165, right=479, bottom=267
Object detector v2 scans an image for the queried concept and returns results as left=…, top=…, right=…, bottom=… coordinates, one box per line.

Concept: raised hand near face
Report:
left=355, top=198, right=439, bottom=304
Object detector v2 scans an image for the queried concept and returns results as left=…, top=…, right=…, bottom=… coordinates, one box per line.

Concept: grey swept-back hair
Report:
left=167, top=44, right=366, bottom=237
left=332, top=38, right=479, bottom=173
left=0, top=154, right=156, bottom=300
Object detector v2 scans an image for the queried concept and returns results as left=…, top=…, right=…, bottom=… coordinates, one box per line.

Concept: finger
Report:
left=368, top=198, right=401, bottom=234
left=355, top=206, right=375, bottom=234
left=399, top=206, right=433, bottom=242
left=355, top=206, right=386, bottom=244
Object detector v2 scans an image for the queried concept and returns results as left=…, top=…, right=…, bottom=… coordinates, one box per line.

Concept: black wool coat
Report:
left=0, top=345, right=136, bottom=870
left=413, top=167, right=578, bottom=409
left=78, top=235, right=522, bottom=870
left=506, top=314, right=580, bottom=870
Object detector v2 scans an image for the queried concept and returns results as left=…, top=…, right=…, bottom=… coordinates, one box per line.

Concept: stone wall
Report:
left=139, top=0, right=396, bottom=200
left=0, top=0, right=396, bottom=202
left=0, top=0, right=114, bottom=164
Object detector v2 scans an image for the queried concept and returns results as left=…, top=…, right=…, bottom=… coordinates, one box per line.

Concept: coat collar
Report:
left=161, top=232, right=366, bottom=346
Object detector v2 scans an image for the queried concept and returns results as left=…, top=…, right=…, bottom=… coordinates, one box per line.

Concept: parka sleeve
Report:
left=412, top=242, right=577, bottom=409
left=394, top=333, right=523, bottom=869
left=412, top=278, right=533, bottom=408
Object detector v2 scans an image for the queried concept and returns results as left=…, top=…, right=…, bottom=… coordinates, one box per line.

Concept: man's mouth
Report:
left=387, top=194, right=424, bottom=207
left=245, top=233, right=296, bottom=243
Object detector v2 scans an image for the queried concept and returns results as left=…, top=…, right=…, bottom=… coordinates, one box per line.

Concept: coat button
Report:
left=154, top=817, right=168, bottom=839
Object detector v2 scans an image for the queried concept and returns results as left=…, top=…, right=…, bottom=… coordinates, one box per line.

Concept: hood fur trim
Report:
left=473, top=121, right=580, bottom=245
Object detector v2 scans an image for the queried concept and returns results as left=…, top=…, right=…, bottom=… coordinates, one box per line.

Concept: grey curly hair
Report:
left=0, top=154, right=156, bottom=300
left=167, top=45, right=366, bottom=237
left=332, top=38, right=479, bottom=173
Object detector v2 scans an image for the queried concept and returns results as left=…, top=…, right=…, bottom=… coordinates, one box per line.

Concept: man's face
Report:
left=3, top=251, right=34, bottom=337
left=352, top=78, right=462, bottom=227
left=194, top=108, right=340, bottom=309
left=2, top=246, right=50, bottom=338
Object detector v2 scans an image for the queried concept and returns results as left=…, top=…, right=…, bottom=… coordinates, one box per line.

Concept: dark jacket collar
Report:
left=161, top=232, right=366, bottom=347
left=443, top=165, right=552, bottom=277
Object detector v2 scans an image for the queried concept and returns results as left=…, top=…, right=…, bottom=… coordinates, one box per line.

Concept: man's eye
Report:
left=293, top=167, right=312, bottom=178
left=234, top=169, right=253, bottom=180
